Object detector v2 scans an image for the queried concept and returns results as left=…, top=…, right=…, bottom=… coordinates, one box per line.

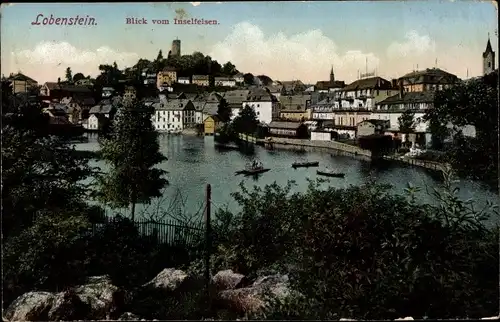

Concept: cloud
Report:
left=387, top=30, right=436, bottom=58
left=10, top=41, right=139, bottom=82
left=209, top=22, right=379, bottom=83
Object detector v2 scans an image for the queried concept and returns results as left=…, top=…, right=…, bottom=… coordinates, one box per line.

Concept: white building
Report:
left=310, top=98, right=338, bottom=121
left=339, top=77, right=396, bottom=110
left=214, top=77, right=237, bottom=87
left=152, top=99, right=195, bottom=132
left=310, top=130, right=333, bottom=141
left=233, top=73, right=245, bottom=84
left=373, top=91, right=435, bottom=146
left=87, top=104, right=114, bottom=130
left=236, top=89, right=278, bottom=124
left=177, top=77, right=191, bottom=84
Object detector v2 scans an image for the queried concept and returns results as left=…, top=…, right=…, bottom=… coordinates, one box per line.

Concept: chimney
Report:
left=399, top=79, right=404, bottom=98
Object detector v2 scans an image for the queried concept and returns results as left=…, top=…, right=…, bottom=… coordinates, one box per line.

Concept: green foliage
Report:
left=65, top=67, right=73, bottom=83
left=221, top=61, right=239, bottom=75
left=216, top=98, right=231, bottom=123
left=73, top=73, right=85, bottom=83
left=207, top=177, right=498, bottom=319
left=3, top=214, right=200, bottom=310
left=397, top=109, right=416, bottom=133
left=424, top=73, right=498, bottom=187
left=96, top=101, right=168, bottom=220
left=232, top=105, right=259, bottom=136
left=243, top=73, right=255, bottom=85
left=215, top=122, right=238, bottom=145
left=2, top=101, right=94, bottom=237
left=3, top=212, right=92, bottom=306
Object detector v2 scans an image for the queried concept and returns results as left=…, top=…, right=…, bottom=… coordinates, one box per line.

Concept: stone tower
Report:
left=483, top=36, right=495, bottom=75
left=329, top=65, right=335, bottom=82
left=171, top=39, right=181, bottom=57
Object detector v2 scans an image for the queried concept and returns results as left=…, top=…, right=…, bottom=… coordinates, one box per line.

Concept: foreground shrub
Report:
left=3, top=214, right=200, bottom=309
left=207, top=177, right=499, bottom=319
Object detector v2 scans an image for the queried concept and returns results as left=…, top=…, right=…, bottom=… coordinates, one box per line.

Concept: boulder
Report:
left=212, top=270, right=246, bottom=291
left=4, top=291, right=55, bottom=321
left=217, top=273, right=292, bottom=315
left=74, top=275, right=119, bottom=319
left=48, top=275, right=120, bottom=320
left=143, top=268, right=188, bottom=292
left=47, top=289, right=91, bottom=321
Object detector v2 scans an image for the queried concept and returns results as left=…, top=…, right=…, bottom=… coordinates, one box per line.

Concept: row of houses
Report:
left=155, top=67, right=246, bottom=90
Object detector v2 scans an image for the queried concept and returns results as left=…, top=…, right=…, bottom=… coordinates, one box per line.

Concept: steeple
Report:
left=482, top=33, right=495, bottom=75
left=329, top=65, right=335, bottom=82
left=483, top=33, right=493, bottom=56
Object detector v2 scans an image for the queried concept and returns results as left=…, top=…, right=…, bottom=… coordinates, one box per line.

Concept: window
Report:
left=488, top=62, right=492, bottom=68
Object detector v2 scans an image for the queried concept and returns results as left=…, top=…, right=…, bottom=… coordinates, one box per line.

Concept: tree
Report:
left=96, top=100, right=168, bottom=220
left=216, top=98, right=231, bottom=123
left=243, top=73, right=255, bottom=85
left=65, top=67, right=73, bottom=83
left=398, top=109, right=416, bottom=145
left=423, top=73, right=498, bottom=186
left=73, top=73, right=85, bottom=83
left=2, top=85, right=95, bottom=237
left=232, top=105, right=259, bottom=136
left=156, top=50, right=164, bottom=61
left=256, top=75, right=273, bottom=86
left=221, top=61, right=238, bottom=75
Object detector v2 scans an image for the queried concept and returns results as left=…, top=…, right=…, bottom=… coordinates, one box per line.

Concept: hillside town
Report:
left=4, top=37, right=497, bottom=149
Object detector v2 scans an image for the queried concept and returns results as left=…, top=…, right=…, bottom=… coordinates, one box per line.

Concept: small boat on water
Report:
left=292, top=161, right=319, bottom=168
left=235, top=161, right=271, bottom=176
left=316, top=169, right=345, bottom=178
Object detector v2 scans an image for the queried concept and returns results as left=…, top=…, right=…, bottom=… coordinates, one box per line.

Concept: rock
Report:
left=47, top=289, right=91, bottom=321
left=218, top=287, right=266, bottom=314
left=118, top=312, right=141, bottom=320
left=252, top=274, right=289, bottom=287
left=212, top=270, right=246, bottom=290
left=4, top=291, right=55, bottom=321
left=143, top=268, right=188, bottom=291
left=48, top=275, right=120, bottom=320
left=73, top=275, right=119, bottom=319
left=217, top=273, right=292, bottom=315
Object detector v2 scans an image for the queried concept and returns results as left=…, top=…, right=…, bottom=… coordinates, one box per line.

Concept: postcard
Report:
left=2, top=1, right=499, bottom=321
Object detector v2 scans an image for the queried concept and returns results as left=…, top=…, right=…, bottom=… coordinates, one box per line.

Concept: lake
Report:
left=76, top=133, right=499, bottom=224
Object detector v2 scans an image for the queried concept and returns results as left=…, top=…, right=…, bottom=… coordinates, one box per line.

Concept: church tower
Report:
left=329, top=65, right=335, bottom=82
left=483, top=35, right=495, bottom=75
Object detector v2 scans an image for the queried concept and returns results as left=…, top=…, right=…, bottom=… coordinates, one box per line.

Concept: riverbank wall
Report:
left=261, top=137, right=372, bottom=161
left=382, top=155, right=449, bottom=173
left=240, top=136, right=448, bottom=172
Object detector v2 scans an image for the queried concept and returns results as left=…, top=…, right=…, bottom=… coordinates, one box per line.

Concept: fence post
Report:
left=204, top=184, right=212, bottom=302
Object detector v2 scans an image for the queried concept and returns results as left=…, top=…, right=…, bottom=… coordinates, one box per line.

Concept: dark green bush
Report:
left=207, top=177, right=499, bottom=319
left=3, top=214, right=200, bottom=309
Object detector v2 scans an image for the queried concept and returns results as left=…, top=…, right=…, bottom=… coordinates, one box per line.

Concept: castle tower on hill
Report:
left=171, top=38, right=181, bottom=57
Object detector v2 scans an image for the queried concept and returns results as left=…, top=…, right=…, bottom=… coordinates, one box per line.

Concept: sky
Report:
left=0, top=1, right=498, bottom=84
